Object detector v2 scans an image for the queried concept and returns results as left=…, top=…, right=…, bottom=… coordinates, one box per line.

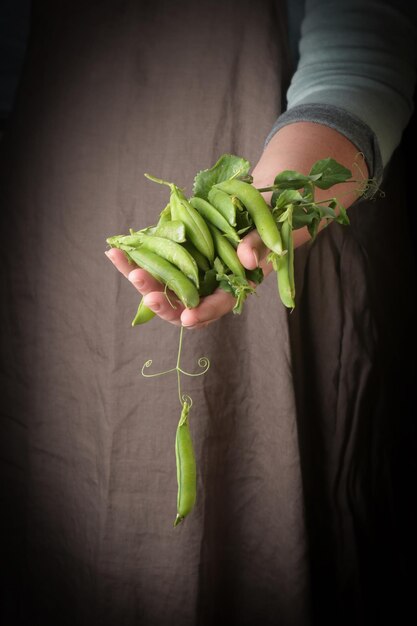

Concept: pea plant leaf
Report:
left=332, top=199, right=350, bottom=225
left=273, top=170, right=322, bottom=189
left=273, top=189, right=303, bottom=210
left=198, top=268, right=218, bottom=297
left=309, top=158, right=352, bottom=189
left=291, top=206, right=317, bottom=229
left=193, top=154, right=251, bottom=200
left=245, top=267, right=264, bottom=285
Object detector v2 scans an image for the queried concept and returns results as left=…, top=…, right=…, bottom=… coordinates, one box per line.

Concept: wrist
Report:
left=252, top=122, right=369, bottom=248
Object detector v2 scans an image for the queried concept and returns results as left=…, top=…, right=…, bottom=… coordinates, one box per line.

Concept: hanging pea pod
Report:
left=174, top=400, right=197, bottom=527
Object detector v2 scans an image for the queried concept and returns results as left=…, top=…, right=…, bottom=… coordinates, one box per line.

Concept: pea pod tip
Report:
left=173, top=514, right=184, bottom=527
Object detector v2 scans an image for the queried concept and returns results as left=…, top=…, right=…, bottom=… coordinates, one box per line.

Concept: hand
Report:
left=105, top=229, right=273, bottom=329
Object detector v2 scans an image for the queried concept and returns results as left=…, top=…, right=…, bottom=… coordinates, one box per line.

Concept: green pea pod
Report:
left=125, top=221, right=186, bottom=244
left=207, top=186, right=237, bottom=227
left=131, top=298, right=156, bottom=326
left=275, top=216, right=295, bottom=309
left=170, top=187, right=215, bottom=263
left=174, top=401, right=197, bottom=527
left=215, top=179, right=283, bottom=256
left=157, top=203, right=172, bottom=225
left=207, top=223, right=245, bottom=278
left=135, top=234, right=199, bottom=288
left=144, top=174, right=215, bottom=262
left=189, top=196, right=240, bottom=245
left=144, top=220, right=186, bottom=243
left=181, top=241, right=211, bottom=273
left=126, top=248, right=199, bottom=309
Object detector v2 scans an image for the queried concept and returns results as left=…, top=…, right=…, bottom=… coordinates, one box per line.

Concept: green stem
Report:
left=144, top=173, right=174, bottom=189
left=176, top=326, right=184, bottom=406
left=141, top=326, right=210, bottom=404
left=256, top=179, right=361, bottom=194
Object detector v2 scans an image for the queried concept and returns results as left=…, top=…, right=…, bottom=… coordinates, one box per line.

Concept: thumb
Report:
left=237, top=229, right=269, bottom=270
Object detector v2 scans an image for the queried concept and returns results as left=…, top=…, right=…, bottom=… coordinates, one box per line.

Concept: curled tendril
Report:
left=142, top=356, right=210, bottom=378
left=178, top=356, right=210, bottom=377
left=352, top=155, right=384, bottom=201
left=141, top=360, right=177, bottom=378
left=140, top=326, right=210, bottom=407
left=181, top=394, right=193, bottom=409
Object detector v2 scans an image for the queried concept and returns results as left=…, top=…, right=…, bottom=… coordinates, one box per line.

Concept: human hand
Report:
left=105, top=228, right=273, bottom=329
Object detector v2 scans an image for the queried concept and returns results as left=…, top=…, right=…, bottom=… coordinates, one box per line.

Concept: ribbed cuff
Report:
left=265, top=103, right=384, bottom=186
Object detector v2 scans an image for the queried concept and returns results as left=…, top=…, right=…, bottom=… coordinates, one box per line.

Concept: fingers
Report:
left=106, top=248, right=162, bottom=293
left=180, top=288, right=237, bottom=329
left=105, top=248, right=135, bottom=278
left=105, top=230, right=272, bottom=330
left=106, top=248, right=185, bottom=325
left=237, top=230, right=269, bottom=270
left=237, top=230, right=274, bottom=280
left=143, top=291, right=184, bottom=325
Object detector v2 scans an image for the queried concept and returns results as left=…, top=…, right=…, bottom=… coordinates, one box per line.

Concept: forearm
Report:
left=252, top=121, right=368, bottom=249
left=281, top=0, right=417, bottom=171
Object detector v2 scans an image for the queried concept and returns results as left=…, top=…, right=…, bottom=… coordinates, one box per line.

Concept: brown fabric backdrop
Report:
left=1, top=2, right=416, bottom=625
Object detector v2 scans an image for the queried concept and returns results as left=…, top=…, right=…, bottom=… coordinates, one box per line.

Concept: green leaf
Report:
left=332, top=200, right=350, bottom=225
left=317, top=204, right=337, bottom=219
left=198, top=268, right=218, bottom=297
left=291, top=206, right=317, bottom=229
left=214, top=257, right=226, bottom=275
left=309, top=158, right=352, bottom=189
left=245, top=267, right=264, bottom=285
left=307, top=218, right=320, bottom=241
left=274, top=170, right=322, bottom=189
left=218, top=280, right=234, bottom=295
left=235, top=209, right=253, bottom=233
left=274, top=189, right=303, bottom=210
left=193, top=154, right=251, bottom=200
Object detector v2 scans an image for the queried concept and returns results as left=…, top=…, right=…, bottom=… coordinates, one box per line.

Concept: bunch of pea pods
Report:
left=107, top=173, right=294, bottom=321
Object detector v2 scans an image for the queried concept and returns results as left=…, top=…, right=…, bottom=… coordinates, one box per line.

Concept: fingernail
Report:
left=105, top=250, right=114, bottom=263
left=252, top=248, right=259, bottom=267
left=182, top=319, right=199, bottom=328
left=146, top=301, right=160, bottom=312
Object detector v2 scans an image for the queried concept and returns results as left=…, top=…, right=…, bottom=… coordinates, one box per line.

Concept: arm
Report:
left=106, top=0, right=416, bottom=328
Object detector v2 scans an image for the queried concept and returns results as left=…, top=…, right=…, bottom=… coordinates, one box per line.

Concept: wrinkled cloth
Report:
left=0, top=2, right=416, bottom=626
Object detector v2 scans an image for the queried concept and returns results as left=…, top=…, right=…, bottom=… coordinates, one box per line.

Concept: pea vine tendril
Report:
left=141, top=326, right=210, bottom=407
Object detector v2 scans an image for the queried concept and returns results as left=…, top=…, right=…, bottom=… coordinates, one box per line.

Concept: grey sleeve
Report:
left=267, top=0, right=417, bottom=180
